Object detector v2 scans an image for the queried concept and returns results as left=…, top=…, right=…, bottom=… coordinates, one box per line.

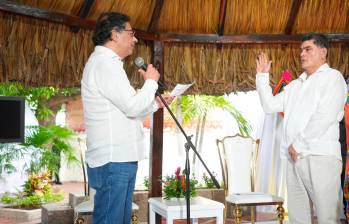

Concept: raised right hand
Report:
left=138, top=64, right=160, bottom=82
left=256, top=53, right=272, bottom=73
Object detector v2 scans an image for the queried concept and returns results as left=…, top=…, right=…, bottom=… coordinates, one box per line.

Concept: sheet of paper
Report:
left=170, top=82, right=195, bottom=97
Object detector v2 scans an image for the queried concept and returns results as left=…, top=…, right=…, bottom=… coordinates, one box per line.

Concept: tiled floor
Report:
left=53, top=181, right=87, bottom=203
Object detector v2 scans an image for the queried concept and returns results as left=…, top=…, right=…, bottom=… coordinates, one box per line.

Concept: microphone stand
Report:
left=155, top=91, right=220, bottom=224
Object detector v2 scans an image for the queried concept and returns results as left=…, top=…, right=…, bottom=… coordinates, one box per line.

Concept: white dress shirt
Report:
left=81, top=46, right=159, bottom=168
left=256, top=63, right=347, bottom=160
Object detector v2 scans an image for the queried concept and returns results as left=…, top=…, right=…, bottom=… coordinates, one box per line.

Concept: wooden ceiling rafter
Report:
left=0, top=0, right=95, bottom=29
left=1, top=0, right=349, bottom=45
left=77, top=0, right=95, bottom=18
left=156, top=33, right=349, bottom=44
left=71, top=0, right=95, bottom=32
left=218, top=0, right=228, bottom=36
left=147, top=0, right=164, bottom=32
left=285, top=0, right=303, bottom=34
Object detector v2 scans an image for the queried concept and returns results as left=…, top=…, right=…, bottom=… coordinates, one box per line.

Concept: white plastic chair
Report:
left=216, top=134, right=284, bottom=224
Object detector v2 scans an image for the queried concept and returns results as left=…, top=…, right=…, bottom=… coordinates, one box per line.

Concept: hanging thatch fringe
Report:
left=0, top=0, right=349, bottom=95
left=0, top=12, right=94, bottom=87
left=125, top=42, right=348, bottom=95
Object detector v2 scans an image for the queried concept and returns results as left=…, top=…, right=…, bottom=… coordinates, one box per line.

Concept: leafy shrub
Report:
left=161, top=167, right=198, bottom=200
left=0, top=171, right=64, bottom=209
left=202, top=172, right=217, bottom=189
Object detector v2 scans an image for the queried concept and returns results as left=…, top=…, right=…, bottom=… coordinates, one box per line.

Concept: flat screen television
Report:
left=0, top=96, right=25, bottom=143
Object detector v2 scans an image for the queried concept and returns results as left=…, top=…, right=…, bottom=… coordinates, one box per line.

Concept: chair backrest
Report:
left=216, top=134, right=259, bottom=195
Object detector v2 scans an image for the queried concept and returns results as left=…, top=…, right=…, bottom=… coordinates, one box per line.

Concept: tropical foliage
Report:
left=202, top=172, right=217, bottom=189
left=143, top=176, right=149, bottom=190
left=171, top=95, right=251, bottom=136
left=0, top=83, right=78, bottom=207
left=0, top=82, right=79, bottom=178
left=170, top=95, right=251, bottom=175
left=0, top=82, right=78, bottom=123
left=23, top=125, right=79, bottom=175
left=0, top=125, right=78, bottom=178
left=0, top=143, right=25, bottom=176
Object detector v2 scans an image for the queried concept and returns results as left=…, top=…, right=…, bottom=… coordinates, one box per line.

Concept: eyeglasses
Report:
left=123, top=29, right=136, bottom=37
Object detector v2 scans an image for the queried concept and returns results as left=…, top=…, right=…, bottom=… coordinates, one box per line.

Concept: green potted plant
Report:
left=1, top=171, right=64, bottom=209
left=161, top=167, right=198, bottom=200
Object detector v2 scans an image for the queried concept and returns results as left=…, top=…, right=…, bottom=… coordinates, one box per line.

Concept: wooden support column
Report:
left=149, top=41, right=164, bottom=224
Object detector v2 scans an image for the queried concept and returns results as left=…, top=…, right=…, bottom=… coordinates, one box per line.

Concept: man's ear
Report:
left=111, top=30, right=119, bottom=42
left=321, top=48, right=328, bottom=59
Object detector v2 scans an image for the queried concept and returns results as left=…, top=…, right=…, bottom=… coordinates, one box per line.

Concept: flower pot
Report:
left=0, top=206, right=41, bottom=223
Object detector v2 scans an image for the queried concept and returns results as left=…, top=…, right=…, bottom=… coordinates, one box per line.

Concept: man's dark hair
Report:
left=301, top=33, right=330, bottom=50
left=92, top=12, right=130, bottom=46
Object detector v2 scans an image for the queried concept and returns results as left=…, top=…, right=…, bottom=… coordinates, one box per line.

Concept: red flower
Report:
left=175, top=167, right=181, bottom=180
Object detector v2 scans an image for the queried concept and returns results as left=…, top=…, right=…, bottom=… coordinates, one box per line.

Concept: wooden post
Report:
left=149, top=41, right=164, bottom=224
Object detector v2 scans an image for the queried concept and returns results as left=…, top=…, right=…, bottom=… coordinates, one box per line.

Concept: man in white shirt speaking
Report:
left=81, top=12, right=171, bottom=223
left=256, top=33, right=347, bottom=223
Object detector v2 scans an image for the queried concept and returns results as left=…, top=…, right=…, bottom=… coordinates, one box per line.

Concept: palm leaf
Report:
left=172, top=95, right=251, bottom=136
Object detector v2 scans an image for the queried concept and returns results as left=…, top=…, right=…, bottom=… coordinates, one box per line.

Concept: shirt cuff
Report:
left=144, top=79, right=159, bottom=91
left=256, top=72, right=269, bottom=81
left=292, top=135, right=308, bottom=154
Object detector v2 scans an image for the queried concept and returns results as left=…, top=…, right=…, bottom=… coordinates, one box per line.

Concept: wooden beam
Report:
left=71, top=0, right=95, bottom=32
left=285, top=0, right=303, bottom=34
left=159, top=33, right=302, bottom=44
left=218, top=0, right=228, bottom=36
left=135, top=29, right=160, bottom=42
left=149, top=41, right=164, bottom=199
left=0, top=0, right=95, bottom=29
left=148, top=0, right=164, bottom=32
left=149, top=41, right=164, bottom=224
left=155, top=33, right=349, bottom=44
left=77, top=0, right=94, bottom=18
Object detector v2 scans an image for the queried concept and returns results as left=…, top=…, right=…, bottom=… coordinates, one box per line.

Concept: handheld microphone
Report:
left=134, top=57, right=165, bottom=89
left=134, top=57, right=148, bottom=71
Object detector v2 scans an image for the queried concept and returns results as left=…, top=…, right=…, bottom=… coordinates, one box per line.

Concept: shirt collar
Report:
left=298, top=63, right=329, bottom=82
left=94, top=45, right=122, bottom=61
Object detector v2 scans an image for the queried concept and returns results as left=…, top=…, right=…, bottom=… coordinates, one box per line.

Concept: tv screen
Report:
left=0, top=96, right=25, bottom=143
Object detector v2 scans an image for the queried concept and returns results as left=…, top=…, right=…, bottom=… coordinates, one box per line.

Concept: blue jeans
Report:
left=87, top=162, right=138, bottom=224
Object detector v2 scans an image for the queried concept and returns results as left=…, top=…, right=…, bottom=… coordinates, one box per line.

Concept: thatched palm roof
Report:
left=0, top=0, right=348, bottom=94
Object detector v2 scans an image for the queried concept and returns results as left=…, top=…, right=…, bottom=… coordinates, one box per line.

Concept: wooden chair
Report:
left=216, top=134, right=284, bottom=224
